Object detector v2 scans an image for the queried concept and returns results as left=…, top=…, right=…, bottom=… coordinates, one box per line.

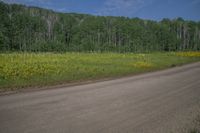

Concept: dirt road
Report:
left=0, top=62, right=200, bottom=133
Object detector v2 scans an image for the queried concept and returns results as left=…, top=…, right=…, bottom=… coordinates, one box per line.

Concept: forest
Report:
left=0, top=1, right=200, bottom=52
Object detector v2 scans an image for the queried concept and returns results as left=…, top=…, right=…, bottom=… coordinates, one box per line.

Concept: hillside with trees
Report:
left=0, top=1, right=200, bottom=52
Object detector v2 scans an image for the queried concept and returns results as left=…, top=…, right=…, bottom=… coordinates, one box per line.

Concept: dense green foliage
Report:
left=0, top=52, right=200, bottom=89
left=0, top=2, right=200, bottom=52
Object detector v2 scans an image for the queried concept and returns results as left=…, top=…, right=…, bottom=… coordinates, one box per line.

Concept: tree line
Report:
left=0, top=2, right=200, bottom=52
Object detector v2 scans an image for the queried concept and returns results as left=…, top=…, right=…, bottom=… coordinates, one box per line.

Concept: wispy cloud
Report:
left=97, top=0, right=154, bottom=17
left=1, top=0, right=69, bottom=12
left=192, top=0, right=200, bottom=6
left=2, top=0, right=49, bottom=4
left=2, top=0, right=53, bottom=7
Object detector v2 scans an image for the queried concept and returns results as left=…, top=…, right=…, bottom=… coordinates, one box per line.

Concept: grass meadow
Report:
left=0, top=52, right=200, bottom=90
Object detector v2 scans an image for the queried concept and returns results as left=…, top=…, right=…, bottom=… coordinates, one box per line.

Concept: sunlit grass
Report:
left=0, top=52, right=200, bottom=90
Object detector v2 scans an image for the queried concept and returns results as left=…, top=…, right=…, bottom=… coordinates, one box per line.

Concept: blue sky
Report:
left=2, top=0, right=200, bottom=21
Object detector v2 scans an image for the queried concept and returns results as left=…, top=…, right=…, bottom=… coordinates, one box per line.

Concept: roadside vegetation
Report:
left=0, top=52, right=200, bottom=90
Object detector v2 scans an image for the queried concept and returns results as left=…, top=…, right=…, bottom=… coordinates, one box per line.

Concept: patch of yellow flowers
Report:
left=0, top=63, right=57, bottom=80
left=176, top=52, right=200, bottom=57
left=0, top=53, right=64, bottom=80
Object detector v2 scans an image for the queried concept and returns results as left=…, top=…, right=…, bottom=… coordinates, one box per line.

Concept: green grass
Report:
left=0, top=52, right=200, bottom=90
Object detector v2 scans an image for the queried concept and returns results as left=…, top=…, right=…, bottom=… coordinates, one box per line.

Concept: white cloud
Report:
left=1, top=0, right=52, bottom=6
